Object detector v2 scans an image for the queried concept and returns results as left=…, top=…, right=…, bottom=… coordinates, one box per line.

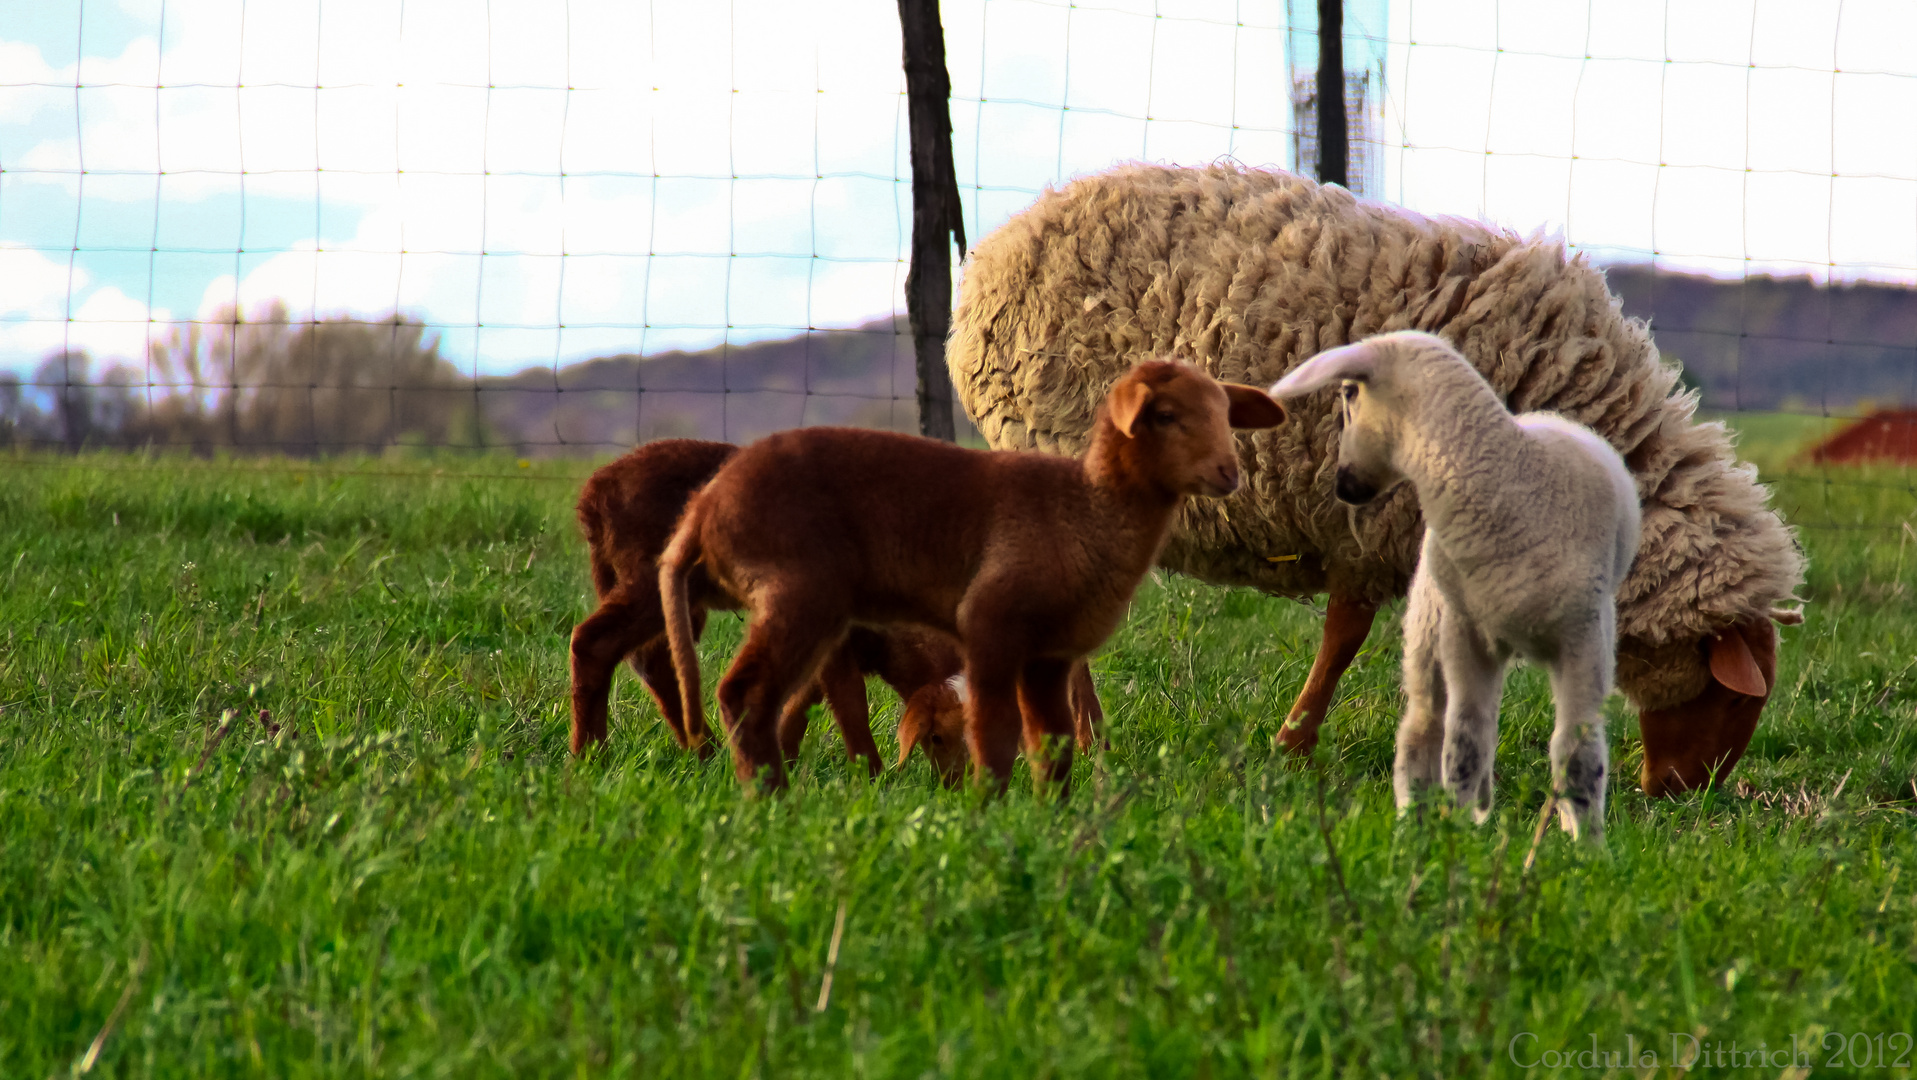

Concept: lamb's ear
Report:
left=1708, top=626, right=1770, bottom=698
left=1222, top=383, right=1286, bottom=429
left=1108, top=379, right=1155, bottom=438
left=1268, top=342, right=1378, bottom=399
left=896, top=694, right=928, bottom=768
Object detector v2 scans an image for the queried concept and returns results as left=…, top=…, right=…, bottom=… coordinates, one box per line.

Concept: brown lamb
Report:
left=569, top=438, right=1100, bottom=777
left=658, top=362, right=1285, bottom=794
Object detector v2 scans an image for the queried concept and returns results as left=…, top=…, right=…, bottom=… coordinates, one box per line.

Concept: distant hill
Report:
left=478, top=318, right=937, bottom=455
left=1605, top=265, right=1917, bottom=413
left=469, top=267, right=1917, bottom=455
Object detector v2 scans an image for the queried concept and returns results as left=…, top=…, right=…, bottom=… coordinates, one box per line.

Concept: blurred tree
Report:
left=0, top=372, right=32, bottom=444
left=16, top=351, right=143, bottom=451
left=139, top=305, right=481, bottom=455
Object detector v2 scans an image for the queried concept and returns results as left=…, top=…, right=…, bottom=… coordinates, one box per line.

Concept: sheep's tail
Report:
left=659, top=510, right=709, bottom=755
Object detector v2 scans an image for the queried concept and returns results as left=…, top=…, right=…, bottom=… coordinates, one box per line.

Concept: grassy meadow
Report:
left=3, top=416, right=1916, bottom=1077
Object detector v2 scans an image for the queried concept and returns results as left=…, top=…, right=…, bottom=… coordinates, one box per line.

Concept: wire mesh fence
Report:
left=1, top=0, right=1914, bottom=529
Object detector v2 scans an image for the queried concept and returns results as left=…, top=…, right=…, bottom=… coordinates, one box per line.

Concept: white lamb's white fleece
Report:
left=1271, top=330, right=1640, bottom=842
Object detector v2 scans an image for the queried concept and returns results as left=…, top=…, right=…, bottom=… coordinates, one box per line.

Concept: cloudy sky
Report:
left=2, top=0, right=1912, bottom=379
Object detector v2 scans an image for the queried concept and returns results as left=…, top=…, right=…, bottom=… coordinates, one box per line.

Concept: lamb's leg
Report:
left=815, top=645, right=883, bottom=778
left=569, top=582, right=663, bottom=754
left=1277, top=594, right=1378, bottom=756
left=1438, top=609, right=1506, bottom=825
left=635, top=609, right=710, bottom=755
left=1018, top=657, right=1076, bottom=798
left=1546, top=617, right=1614, bottom=843
left=775, top=681, right=824, bottom=769
left=1068, top=660, right=1106, bottom=751
left=962, top=651, right=1023, bottom=793
left=715, top=594, right=844, bottom=792
left=1393, top=575, right=1447, bottom=810
left=958, top=593, right=1031, bottom=792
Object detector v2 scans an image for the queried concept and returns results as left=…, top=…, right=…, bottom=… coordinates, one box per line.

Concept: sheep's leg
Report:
left=634, top=609, right=711, bottom=756
left=715, top=595, right=844, bottom=793
left=1393, top=575, right=1447, bottom=811
left=1277, top=594, right=1378, bottom=756
left=1438, top=610, right=1506, bottom=825
left=1069, top=660, right=1106, bottom=751
left=815, top=645, right=884, bottom=778
left=568, top=583, right=664, bottom=754
left=1018, top=657, right=1077, bottom=798
left=1546, top=618, right=1614, bottom=843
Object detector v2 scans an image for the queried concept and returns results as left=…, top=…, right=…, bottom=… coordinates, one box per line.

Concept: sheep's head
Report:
left=897, top=675, right=970, bottom=786
left=1267, top=331, right=1467, bottom=506
left=1622, top=614, right=1795, bottom=796
left=1103, top=360, right=1286, bottom=498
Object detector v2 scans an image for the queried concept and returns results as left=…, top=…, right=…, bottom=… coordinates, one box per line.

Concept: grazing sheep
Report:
left=1273, top=332, right=1639, bottom=840
left=572, top=439, right=1084, bottom=774
left=658, top=362, right=1285, bottom=794
left=948, top=163, right=1804, bottom=795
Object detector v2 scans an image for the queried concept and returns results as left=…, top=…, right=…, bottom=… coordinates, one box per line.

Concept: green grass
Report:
left=2, top=430, right=1916, bottom=1078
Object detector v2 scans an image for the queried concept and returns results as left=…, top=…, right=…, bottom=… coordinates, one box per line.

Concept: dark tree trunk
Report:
left=1315, top=0, right=1346, bottom=187
left=897, top=0, right=967, bottom=441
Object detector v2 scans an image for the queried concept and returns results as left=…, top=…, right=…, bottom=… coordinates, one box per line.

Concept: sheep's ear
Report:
left=1708, top=626, right=1770, bottom=698
left=1268, top=342, right=1378, bottom=399
left=1108, top=379, right=1155, bottom=438
left=1222, top=383, right=1286, bottom=429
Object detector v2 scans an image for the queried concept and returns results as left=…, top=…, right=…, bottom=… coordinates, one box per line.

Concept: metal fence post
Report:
left=1315, top=0, right=1347, bottom=187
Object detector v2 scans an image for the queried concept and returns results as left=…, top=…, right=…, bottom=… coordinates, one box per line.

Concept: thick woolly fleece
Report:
left=948, top=163, right=1805, bottom=713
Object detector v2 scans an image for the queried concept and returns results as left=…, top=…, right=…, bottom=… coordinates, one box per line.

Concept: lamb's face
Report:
left=1331, top=378, right=1405, bottom=505
left=1107, top=361, right=1287, bottom=498
left=1266, top=332, right=1435, bottom=505
left=897, top=676, right=970, bottom=786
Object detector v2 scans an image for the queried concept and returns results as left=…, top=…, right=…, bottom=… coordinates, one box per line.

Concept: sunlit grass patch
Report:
left=1, top=449, right=1913, bottom=1077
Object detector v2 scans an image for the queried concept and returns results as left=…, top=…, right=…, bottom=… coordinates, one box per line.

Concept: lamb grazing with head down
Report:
left=658, top=360, right=1285, bottom=794
left=1273, top=331, right=1638, bottom=840
left=949, top=162, right=1805, bottom=797
left=897, top=667, right=1106, bottom=787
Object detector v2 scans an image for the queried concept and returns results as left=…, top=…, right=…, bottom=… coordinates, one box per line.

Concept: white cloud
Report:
left=0, top=245, right=168, bottom=367
left=11, top=0, right=1917, bottom=380
left=1382, top=0, right=1917, bottom=280
left=0, top=246, right=81, bottom=319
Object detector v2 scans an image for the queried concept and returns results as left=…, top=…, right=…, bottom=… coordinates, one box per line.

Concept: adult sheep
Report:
left=947, top=163, right=1804, bottom=796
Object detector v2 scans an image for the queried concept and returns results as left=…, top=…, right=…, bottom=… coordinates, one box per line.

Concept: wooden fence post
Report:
left=897, top=0, right=967, bottom=441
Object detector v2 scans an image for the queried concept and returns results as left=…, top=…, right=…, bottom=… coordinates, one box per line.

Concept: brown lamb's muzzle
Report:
left=897, top=680, right=971, bottom=787
left=1634, top=617, right=1778, bottom=798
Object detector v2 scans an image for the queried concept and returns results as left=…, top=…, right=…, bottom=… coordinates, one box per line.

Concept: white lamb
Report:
left=1270, top=331, right=1640, bottom=842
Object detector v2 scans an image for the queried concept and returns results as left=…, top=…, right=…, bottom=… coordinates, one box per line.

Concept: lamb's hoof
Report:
left=1557, top=804, right=1607, bottom=846
left=1274, top=722, right=1319, bottom=756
